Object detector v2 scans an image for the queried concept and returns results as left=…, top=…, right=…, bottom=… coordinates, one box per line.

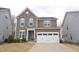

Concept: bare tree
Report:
left=11, top=15, right=15, bottom=35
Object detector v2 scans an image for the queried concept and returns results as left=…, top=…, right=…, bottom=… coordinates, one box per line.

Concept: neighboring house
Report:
left=0, top=8, right=12, bottom=43
left=16, top=8, right=60, bottom=43
left=62, top=11, right=79, bottom=43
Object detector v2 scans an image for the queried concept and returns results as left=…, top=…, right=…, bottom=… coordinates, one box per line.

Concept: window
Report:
left=20, top=18, right=25, bottom=27
left=53, top=33, right=58, bottom=35
left=5, top=15, right=8, bottom=19
left=43, top=34, right=47, bottom=35
left=6, top=27, right=8, bottom=29
left=30, top=23, right=33, bottom=25
left=48, top=34, right=52, bottom=35
left=28, top=18, right=34, bottom=27
left=44, top=20, right=51, bottom=27
left=70, top=34, right=72, bottom=40
left=38, top=34, right=42, bottom=35
left=19, top=30, right=25, bottom=39
left=70, top=36, right=72, bottom=40
left=20, top=32, right=22, bottom=38
left=67, top=25, right=68, bottom=30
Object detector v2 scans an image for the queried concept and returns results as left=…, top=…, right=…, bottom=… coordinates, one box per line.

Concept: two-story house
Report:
left=0, top=8, right=12, bottom=43
left=16, top=8, right=60, bottom=43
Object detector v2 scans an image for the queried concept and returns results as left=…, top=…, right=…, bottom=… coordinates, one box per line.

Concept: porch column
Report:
left=26, top=29, right=28, bottom=41
left=34, top=29, right=36, bottom=41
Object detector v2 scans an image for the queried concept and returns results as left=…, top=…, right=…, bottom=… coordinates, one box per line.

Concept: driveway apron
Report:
left=29, top=43, right=77, bottom=52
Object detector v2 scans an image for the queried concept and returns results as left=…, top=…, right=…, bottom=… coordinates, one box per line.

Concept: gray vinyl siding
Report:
left=62, top=12, right=79, bottom=43
left=0, top=8, right=12, bottom=43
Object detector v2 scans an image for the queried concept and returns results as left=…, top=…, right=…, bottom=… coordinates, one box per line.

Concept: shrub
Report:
left=22, top=38, right=26, bottom=42
left=60, top=39, right=64, bottom=43
left=7, top=35, right=15, bottom=43
left=7, top=35, right=26, bottom=43
left=4, top=39, right=8, bottom=43
left=14, top=38, right=20, bottom=43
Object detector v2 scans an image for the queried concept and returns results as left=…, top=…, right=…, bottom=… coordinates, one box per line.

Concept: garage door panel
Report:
left=53, top=33, right=59, bottom=41
left=42, top=33, right=47, bottom=41
left=37, top=32, right=59, bottom=43
left=37, top=34, right=42, bottom=41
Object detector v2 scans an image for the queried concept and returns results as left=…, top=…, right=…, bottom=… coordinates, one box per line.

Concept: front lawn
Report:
left=0, top=43, right=34, bottom=52
left=63, top=43, right=79, bottom=51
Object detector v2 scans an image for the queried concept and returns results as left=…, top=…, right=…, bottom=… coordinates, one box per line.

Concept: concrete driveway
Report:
left=29, top=43, right=77, bottom=52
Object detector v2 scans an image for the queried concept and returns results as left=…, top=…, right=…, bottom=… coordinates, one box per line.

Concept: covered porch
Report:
left=19, top=28, right=36, bottom=42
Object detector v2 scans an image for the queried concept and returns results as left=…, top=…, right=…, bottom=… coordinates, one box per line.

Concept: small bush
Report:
left=6, top=35, right=26, bottom=43
left=22, top=38, right=26, bottom=42
left=14, top=38, right=20, bottom=43
left=8, top=35, right=14, bottom=43
left=4, top=39, right=8, bottom=43
left=60, top=39, right=64, bottom=43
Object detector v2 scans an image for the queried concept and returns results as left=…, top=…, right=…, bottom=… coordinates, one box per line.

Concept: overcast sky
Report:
left=0, top=0, right=79, bottom=26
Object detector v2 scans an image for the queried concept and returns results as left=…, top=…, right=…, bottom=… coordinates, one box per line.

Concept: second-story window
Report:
left=67, top=25, right=68, bottom=30
left=44, top=20, right=51, bottom=27
left=20, top=18, right=25, bottom=27
left=5, top=15, right=8, bottom=19
left=28, top=18, right=34, bottom=27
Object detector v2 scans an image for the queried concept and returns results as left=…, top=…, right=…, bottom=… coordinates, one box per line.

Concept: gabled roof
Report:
left=0, top=7, right=10, bottom=11
left=16, top=8, right=58, bottom=20
left=62, top=11, right=79, bottom=26
left=0, top=7, right=9, bottom=10
left=17, top=8, right=37, bottom=17
left=66, top=11, right=79, bottom=13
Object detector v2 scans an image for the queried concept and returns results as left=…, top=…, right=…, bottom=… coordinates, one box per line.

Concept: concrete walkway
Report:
left=29, top=43, right=77, bottom=52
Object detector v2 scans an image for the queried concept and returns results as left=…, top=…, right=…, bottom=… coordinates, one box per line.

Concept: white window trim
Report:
left=28, top=18, right=34, bottom=27
left=19, top=30, right=25, bottom=39
left=43, top=20, right=51, bottom=27
left=20, top=18, right=25, bottom=27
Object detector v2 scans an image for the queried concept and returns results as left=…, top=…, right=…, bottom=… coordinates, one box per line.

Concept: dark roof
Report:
left=66, top=11, right=79, bottom=13
left=38, top=17, right=58, bottom=20
left=0, top=7, right=10, bottom=10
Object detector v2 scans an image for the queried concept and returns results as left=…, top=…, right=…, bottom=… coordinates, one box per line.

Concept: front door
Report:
left=28, top=31, right=34, bottom=41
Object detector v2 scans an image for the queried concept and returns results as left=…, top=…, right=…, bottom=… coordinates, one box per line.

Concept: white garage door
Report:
left=37, top=32, right=59, bottom=43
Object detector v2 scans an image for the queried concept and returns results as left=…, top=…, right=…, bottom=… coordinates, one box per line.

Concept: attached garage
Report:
left=37, top=32, right=59, bottom=43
